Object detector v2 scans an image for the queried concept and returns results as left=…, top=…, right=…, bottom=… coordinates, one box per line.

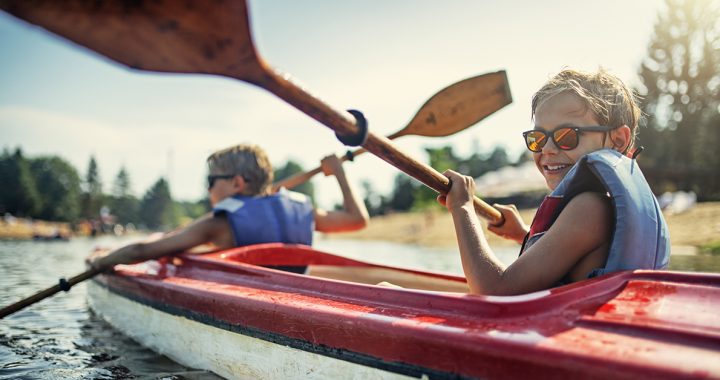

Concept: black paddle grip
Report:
left=58, top=278, right=71, bottom=292
left=335, top=109, right=368, bottom=147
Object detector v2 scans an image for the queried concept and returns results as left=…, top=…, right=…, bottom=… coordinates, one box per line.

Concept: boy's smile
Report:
left=532, top=92, right=608, bottom=190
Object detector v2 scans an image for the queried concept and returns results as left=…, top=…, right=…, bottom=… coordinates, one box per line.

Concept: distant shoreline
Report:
left=327, top=202, right=720, bottom=255
left=3, top=202, right=718, bottom=255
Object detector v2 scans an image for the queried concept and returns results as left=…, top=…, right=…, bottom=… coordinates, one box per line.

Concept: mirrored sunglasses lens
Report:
left=526, top=131, right=547, bottom=152
left=553, top=128, right=578, bottom=150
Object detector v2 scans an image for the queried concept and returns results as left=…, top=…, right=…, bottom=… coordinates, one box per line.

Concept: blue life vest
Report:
left=213, top=188, right=315, bottom=246
left=521, top=149, right=670, bottom=278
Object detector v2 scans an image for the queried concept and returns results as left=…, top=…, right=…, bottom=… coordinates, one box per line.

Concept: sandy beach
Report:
left=327, top=202, right=720, bottom=255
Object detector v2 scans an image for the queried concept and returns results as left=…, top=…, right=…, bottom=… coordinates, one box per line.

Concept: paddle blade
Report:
left=0, top=0, right=265, bottom=81
left=397, top=71, right=512, bottom=138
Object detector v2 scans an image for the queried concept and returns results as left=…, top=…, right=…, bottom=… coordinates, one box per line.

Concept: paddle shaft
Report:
left=273, top=71, right=512, bottom=192
left=0, top=268, right=101, bottom=319
left=247, top=67, right=504, bottom=225
left=272, top=145, right=379, bottom=191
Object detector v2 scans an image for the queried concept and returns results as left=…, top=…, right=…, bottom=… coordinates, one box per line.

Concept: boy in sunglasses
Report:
left=90, top=144, right=369, bottom=271
left=439, top=69, right=670, bottom=295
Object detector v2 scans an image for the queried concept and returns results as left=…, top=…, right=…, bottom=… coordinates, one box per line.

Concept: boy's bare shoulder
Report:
left=558, top=191, right=612, bottom=230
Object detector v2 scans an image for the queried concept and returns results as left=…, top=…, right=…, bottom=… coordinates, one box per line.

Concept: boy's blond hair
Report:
left=207, top=144, right=273, bottom=196
left=531, top=69, right=641, bottom=151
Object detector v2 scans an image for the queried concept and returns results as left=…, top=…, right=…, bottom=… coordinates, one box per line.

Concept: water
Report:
left=1, top=236, right=719, bottom=379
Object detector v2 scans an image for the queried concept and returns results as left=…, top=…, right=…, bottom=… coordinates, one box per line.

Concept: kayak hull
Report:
left=87, top=282, right=412, bottom=379
left=87, top=243, right=720, bottom=379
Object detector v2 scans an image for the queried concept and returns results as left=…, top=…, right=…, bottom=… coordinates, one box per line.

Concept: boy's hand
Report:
left=320, top=155, right=344, bottom=177
left=487, top=204, right=529, bottom=244
left=88, top=248, right=114, bottom=271
left=88, top=246, right=130, bottom=272
left=438, top=169, right=475, bottom=210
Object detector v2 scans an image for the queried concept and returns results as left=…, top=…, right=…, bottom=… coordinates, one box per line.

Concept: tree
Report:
left=460, top=146, right=511, bottom=178
left=361, top=180, right=386, bottom=216
left=109, top=166, right=139, bottom=225
left=175, top=199, right=210, bottom=223
left=139, top=178, right=176, bottom=230
left=29, top=156, right=81, bottom=222
left=274, top=159, right=315, bottom=201
left=112, top=166, right=132, bottom=197
left=81, top=156, right=104, bottom=218
left=0, top=148, right=41, bottom=217
left=637, top=0, right=720, bottom=199
left=388, top=174, right=417, bottom=211
left=410, top=146, right=463, bottom=209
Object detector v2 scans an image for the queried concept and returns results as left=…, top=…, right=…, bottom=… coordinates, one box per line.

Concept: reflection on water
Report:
left=0, top=236, right=224, bottom=379
left=1, top=236, right=719, bottom=379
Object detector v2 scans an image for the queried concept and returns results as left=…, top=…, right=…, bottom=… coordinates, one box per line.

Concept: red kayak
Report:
left=87, top=243, right=720, bottom=379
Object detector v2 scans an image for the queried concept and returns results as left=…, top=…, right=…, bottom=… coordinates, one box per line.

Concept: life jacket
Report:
left=213, top=188, right=315, bottom=246
left=520, top=149, right=670, bottom=278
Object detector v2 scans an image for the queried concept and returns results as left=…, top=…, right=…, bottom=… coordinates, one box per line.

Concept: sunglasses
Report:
left=207, top=174, right=235, bottom=189
left=522, top=125, right=619, bottom=153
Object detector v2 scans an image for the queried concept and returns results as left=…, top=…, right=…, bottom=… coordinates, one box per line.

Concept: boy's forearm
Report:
left=450, top=204, right=506, bottom=295
left=96, top=242, right=162, bottom=269
left=335, top=169, right=369, bottom=224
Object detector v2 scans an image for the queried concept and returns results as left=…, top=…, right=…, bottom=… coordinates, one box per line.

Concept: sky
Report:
left=0, top=1, right=664, bottom=208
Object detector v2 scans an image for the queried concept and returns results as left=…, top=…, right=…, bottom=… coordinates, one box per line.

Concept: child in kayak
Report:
left=90, top=144, right=369, bottom=271
left=439, top=69, right=670, bottom=295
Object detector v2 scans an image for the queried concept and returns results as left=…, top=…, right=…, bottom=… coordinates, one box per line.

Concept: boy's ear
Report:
left=611, top=125, right=632, bottom=153
left=233, top=175, right=246, bottom=193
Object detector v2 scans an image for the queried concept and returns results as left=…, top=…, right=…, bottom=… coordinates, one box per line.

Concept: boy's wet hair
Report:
left=207, top=144, right=273, bottom=195
left=531, top=68, right=641, bottom=150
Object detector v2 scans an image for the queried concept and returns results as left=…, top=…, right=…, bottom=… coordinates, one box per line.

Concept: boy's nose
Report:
left=541, top=137, right=560, bottom=153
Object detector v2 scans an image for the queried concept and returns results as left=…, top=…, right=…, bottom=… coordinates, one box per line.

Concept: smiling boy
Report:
left=439, top=69, right=670, bottom=295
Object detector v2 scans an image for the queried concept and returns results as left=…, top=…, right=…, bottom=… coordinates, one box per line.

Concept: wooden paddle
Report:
left=272, top=71, right=512, bottom=192
left=0, top=0, right=509, bottom=318
left=0, top=0, right=508, bottom=223
left=0, top=268, right=100, bottom=318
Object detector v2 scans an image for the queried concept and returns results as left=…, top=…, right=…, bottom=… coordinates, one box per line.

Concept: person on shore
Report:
left=90, top=144, right=369, bottom=271
left=439, top=69, right=670, bottom=295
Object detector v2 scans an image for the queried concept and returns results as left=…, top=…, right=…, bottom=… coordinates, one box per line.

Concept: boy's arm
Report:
left=90, top=213, right=231, bottom=271
left=442, top=170, right=611, bottom=295
left=314, top=155, right=369, bottom=233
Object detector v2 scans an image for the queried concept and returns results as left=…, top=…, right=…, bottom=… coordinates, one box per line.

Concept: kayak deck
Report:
left=89, top=243, right=720, bottom=379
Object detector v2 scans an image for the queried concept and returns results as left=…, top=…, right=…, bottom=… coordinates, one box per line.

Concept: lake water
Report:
left=1, top=236, right=719, bottom=379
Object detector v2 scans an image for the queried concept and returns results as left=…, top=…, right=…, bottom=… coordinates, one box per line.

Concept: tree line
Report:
left=0, top=149, right=208, bottom=231
left=636, top=0, right=720, bottom=200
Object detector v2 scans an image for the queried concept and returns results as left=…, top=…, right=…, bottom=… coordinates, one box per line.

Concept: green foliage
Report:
left=108, top=167, right=139, bottom=225
left=0, top=150, right=209, bottom=229
left=361, top=180, right=388, bottom=216
left=389, top=174, right=416, bottom=211
left=29, top=156, right=81, bottom=222
left=385, top=145, right=515, bottom=212
left=0, top=148, right=41, bottom=217
left=461, top=146, right=511, bottom=178
left=637, top=0, right=720, bottom=200
left=80, top=156, right=104, bottom=218
left=274, top=160, right=315, bottom=201
left=701, top=240, right=720, bottom=255
left=112, top=167, right=132, bottom=197
left=139, top=178, right=176, bottom=230
left=175, top=199, right=210, bottom=220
